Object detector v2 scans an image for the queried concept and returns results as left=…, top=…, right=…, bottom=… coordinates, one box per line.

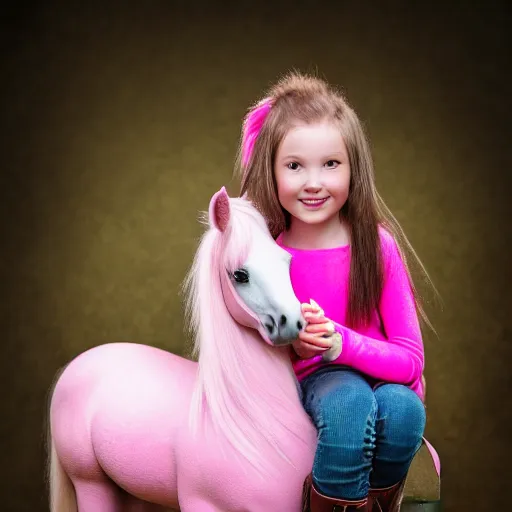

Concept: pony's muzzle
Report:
left=265, top=314, right=305, bottom=346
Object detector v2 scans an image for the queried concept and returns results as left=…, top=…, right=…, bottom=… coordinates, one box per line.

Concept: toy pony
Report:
left=46, top=187, right=440, bottom=511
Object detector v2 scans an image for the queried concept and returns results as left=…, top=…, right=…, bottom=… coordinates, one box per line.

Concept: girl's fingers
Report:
left=302, top=301, right=323, bottom=314
left=301, top=303, right=318, bottom=316
left=305, top=322, right=335, bottom=335
left=304, top=313, right=329, bottom=325
left=303, top=304, right=326, bottom=321
left=309, top=299, right=321, bottom=309
left=299, top=343, right=328, bottom=354
left=298, top=331, right=333, bottom=349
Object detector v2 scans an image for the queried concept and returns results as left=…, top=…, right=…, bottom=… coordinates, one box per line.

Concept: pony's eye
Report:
left=232, top=269, right=249, bottom=283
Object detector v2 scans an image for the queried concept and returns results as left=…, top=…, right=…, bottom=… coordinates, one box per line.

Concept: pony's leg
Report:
left=73, top=478, right=125, bottom=512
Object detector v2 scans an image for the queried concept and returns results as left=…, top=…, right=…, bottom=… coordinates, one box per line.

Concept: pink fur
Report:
left=241, top=97, right=272, bottom=166
left=47, top=191, right=317, bottom=511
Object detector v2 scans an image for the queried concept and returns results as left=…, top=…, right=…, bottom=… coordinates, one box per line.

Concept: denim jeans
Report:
left=300, top=366, right=426, bottom=500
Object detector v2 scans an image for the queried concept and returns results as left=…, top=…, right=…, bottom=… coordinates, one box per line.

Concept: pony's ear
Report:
left=209, top=186, right=230, bottom=232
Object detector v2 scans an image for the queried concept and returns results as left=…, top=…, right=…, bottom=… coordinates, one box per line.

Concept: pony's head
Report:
left=208, top=186, right=304, bottom=346
left=183, top=187, right=311, bottom=476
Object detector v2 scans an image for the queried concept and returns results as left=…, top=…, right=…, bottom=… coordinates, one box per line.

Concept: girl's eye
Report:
left=287, top=162, right=300, bottom=171
left=326, top=160, right=340, bottom=168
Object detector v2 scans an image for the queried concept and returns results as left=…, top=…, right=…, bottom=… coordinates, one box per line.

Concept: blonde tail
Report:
left=48, top=436, right=77, bottom=512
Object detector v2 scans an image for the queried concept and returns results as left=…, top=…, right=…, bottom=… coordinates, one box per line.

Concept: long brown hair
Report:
left=235, top=71, right=437, bottom=331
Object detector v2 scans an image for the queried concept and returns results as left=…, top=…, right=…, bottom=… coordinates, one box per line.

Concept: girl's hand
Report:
left=292, top=299, right=342, bottom=361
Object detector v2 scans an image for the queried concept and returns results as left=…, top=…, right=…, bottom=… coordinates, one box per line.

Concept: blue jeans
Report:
left=300, top=366, right=426, bottom=500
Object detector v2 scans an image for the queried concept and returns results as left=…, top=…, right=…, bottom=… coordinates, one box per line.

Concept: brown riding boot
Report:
left=368, top=478, right=406, bottom=512
left=302, top=474, right=369, bottom=512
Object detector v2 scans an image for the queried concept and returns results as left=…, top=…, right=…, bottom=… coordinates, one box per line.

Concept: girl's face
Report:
left=274, top=120, right=351, bottom=230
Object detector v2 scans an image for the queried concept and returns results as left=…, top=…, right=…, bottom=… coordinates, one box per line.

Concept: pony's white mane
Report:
left=182, top=197, right=309, bottom=476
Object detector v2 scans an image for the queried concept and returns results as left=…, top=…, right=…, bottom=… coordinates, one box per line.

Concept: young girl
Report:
left=234, top=72, right=434, bottom=512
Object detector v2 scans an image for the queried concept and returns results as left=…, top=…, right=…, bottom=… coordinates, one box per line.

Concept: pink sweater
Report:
left=276, top=228, right=425, bottom=402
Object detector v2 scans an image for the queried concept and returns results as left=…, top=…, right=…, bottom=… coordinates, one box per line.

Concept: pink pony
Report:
left=46, top=187, right=441, bottom=511
left=46, top=187, right=318, bottom=511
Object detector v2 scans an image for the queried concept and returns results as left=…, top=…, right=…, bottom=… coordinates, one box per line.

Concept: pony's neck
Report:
left=237, top=327, right=300, bottom=400
left=194, top=318, right=312, bottom=475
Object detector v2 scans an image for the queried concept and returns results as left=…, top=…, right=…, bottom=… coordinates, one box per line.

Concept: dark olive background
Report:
left=1, top=1, right=510, bottom=511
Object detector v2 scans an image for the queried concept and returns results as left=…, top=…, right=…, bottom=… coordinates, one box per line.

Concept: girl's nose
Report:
left=304, top=169, right=323, bottom=190
left=304, top=183, right=322, bottom=193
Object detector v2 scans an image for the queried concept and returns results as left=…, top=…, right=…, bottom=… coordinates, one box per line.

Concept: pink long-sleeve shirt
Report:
left=276, top=227, right=425, bottom=402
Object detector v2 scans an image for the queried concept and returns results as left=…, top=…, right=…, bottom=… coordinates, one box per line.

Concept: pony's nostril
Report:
left=265, top=323, right=274, bottom=334
left=297, top=321, right=303, bottom=331
left=280, top=315, right=287, bottom=326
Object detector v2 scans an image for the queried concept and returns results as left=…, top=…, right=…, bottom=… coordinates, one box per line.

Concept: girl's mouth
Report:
left=300, top=198, right=329, bottom=208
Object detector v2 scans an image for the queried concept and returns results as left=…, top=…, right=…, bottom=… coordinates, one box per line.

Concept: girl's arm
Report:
left=332, top=234, right=424, bottom=385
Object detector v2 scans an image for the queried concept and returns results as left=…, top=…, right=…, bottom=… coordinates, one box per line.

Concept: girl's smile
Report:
left=299, top=197, right=330, bottom=208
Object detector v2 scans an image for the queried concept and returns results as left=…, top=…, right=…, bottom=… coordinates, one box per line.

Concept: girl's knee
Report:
left=316, top=373, right=376, bottom=421
left=375, top=384, right=426, bottom=434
